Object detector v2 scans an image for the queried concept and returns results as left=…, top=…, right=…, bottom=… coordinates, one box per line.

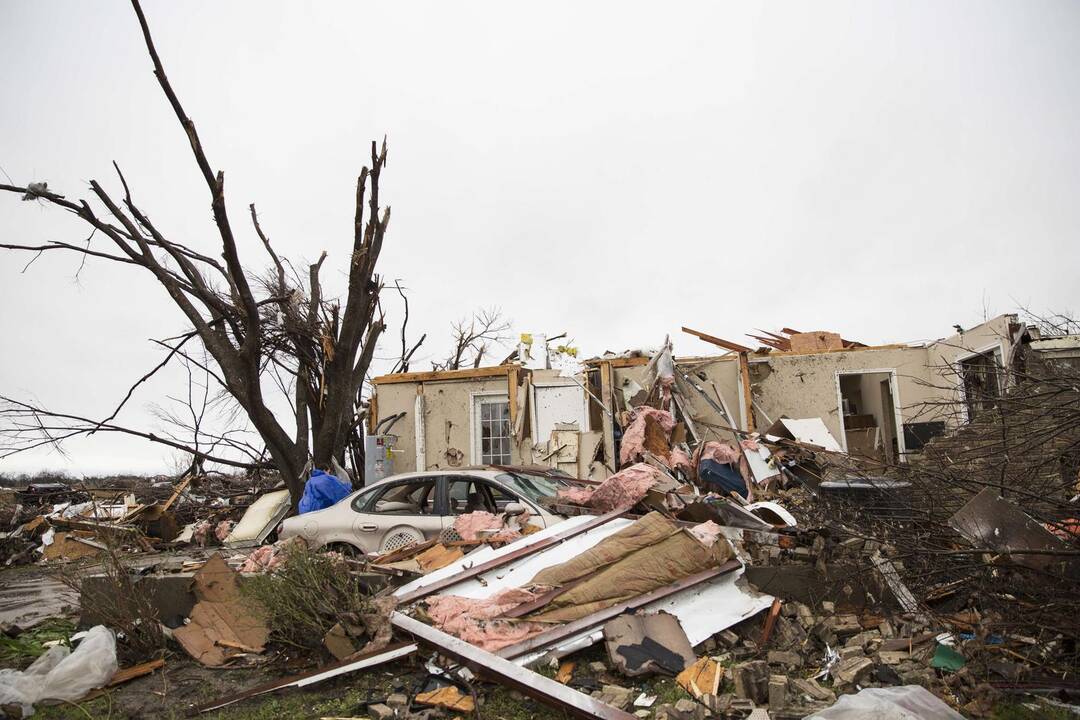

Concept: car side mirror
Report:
left=503, top=502, right=526, bottom=516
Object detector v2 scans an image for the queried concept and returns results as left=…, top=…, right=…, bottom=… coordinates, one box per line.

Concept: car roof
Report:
left=360, top=465, right=573, bottom=490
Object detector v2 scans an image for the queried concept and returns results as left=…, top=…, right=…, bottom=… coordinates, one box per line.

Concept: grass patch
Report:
left=991, top=700, right=1076, bottom=720
left=0, top=619, right=76, bottom=669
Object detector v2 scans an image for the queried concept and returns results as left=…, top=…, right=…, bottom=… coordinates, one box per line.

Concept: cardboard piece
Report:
left=324, top=622, right=357, bottom=661
left=43, top=532, right=104, bottom=561
left=174, top=553, right=268, bottom=666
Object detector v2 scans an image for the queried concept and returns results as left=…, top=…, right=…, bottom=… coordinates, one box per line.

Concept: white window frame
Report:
left=834, top=368, right=908, bottom=462
left=469, top=391, right=512, bottom=465
left=953, top=341, right=1006, bottom=424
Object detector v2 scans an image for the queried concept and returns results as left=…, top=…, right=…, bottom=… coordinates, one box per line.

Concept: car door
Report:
left=351, top=477, right=443, bottom=553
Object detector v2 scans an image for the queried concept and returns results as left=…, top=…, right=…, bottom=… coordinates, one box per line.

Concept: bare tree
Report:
left=432, top=308, right=512, bottom=371
left=0, top=0, right=392, bottom=506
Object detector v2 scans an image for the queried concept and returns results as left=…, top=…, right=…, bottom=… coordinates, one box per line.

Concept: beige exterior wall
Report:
left=926, top=314, right=1019, bottom=426
left=373, top=375, right=517, bottom=473
left=749, top=346, right=937, bottom=446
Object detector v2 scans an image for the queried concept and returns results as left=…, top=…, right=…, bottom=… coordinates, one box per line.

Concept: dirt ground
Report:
left=28, top=652, right=567, bottom=720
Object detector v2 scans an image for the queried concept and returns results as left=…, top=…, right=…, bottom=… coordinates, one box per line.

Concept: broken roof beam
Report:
left=681, top=327, right=753, bottom=354
left=392, top=613, right=636, bottom=720
left=395, top=508, right=630, bottom=606
left=747, top=334, right=789, bottom=351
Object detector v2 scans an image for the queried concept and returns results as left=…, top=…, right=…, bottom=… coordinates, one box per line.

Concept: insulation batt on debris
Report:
left=396, top=513, right=772, bottom=666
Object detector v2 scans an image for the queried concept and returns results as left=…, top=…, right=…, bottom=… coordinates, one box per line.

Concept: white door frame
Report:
left=834, top=368, right=908, bottom=462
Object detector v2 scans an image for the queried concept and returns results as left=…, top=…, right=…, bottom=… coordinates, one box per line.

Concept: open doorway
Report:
left=836, top=370, right=905, bottom=463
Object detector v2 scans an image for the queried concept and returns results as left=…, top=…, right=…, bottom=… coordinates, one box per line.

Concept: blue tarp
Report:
left=298, top=469, right=352, bottom=514
left=699, top=458, right=749, bottom=499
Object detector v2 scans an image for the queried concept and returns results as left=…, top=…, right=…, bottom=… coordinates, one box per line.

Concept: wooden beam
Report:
left=507, top=366, right=520, bottom=429
left=159, top=474, right=192, bottom=513
left=392, top=613, right=636, bottom=720
left=599, top=361, right=616, bottom=471
left=681, top=327, right=753, bottom=354
left=739, top=352, right=755, bottom=432
left=373, top=365, right=520, bottom=385
left=583, top=356, right=650, bottom=368
left=367, top=393, right=378, bottom=435
left=395, top=508, right=629, bottom=606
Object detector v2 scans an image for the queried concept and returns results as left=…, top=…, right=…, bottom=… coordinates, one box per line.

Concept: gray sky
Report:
left=1, top=1, right=1078, bottom=475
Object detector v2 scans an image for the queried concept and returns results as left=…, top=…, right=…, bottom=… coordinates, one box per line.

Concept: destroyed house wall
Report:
left=749, top=347, right=938, bottom=453
left=373, top=375, right=522, bottom=473
left=926, top=313, right=1020, bottom=427
left=617, top=358, right=743, bottom=431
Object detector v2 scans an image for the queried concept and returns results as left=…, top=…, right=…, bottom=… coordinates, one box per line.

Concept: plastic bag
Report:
left=0, top=625, right=118, bottom=716
left=803, top=685, right=965, bottom=720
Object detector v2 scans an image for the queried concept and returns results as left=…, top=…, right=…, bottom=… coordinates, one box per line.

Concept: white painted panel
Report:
left=533, top=384, right=587, bottom=442
left=780, top=418, right=843, bottom=452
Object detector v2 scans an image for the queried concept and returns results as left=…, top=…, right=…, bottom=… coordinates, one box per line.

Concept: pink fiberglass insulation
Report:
left=556, top=463, right=665, bottom=513
left=453, top=511, right=523, bottom=543
left=554, top=486, right=595, bottom=506
left=619, top=407, right=677, bottom=466
left=214, top=520, right=234, bottom=542
left=192, top=520, right=212, bottom=547
left=423, top=587, right=548, bottom=652
left=688, top=520, right=725, bottom=547
left=669, top=448, right=693, bottom=474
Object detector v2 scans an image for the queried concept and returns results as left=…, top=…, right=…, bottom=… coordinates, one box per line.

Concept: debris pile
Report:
left=2, top=334, right=1078, bottom=719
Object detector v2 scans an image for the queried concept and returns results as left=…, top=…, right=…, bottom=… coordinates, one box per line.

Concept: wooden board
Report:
left=373, top=365, right=519, bottom=385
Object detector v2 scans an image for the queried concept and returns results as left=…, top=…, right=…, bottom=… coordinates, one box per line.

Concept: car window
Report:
left=494, top=471, right=570, bottom=504
left=361, top=479, right=436, bottom=515
left=447, top=478, right=522, bottom=515
left=350, top=487, right=380, bottom=512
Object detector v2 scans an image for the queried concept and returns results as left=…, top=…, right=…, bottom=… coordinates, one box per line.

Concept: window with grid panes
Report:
left=476, top=396, right=512, bottom=464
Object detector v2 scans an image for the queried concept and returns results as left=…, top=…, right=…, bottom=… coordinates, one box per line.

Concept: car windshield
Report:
left=494, top=471, right=571, bottom=504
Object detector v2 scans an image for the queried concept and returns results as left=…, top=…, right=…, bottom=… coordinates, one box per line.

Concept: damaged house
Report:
left=368, top=314, right=1029, bottom=479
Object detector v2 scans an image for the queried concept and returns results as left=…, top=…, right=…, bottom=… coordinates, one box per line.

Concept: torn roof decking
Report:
left=681, top=326, right=909, bottom=359
left=394, top=514, right=773, bottom=668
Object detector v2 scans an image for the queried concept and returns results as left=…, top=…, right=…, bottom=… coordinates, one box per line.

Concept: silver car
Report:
left=278, top=467, right=573, bottom=555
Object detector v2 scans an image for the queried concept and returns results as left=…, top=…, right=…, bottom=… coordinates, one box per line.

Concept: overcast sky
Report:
left=1, top=1, right=1078, bottom=475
